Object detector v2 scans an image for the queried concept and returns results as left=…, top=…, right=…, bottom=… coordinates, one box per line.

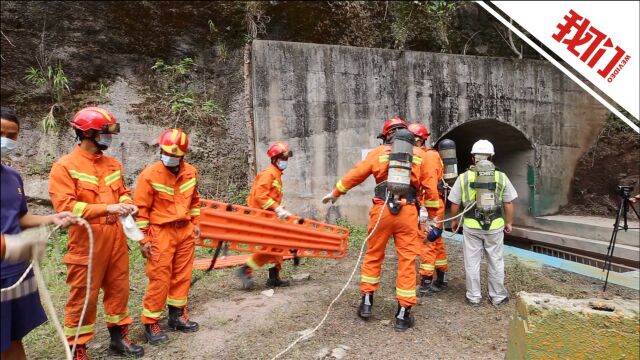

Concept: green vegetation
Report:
left=146, top=57, right=227, bottom=128
left=24, top=63, right=71, bottom=134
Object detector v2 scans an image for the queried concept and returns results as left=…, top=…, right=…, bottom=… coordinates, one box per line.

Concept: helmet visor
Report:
left=282, top=150, right=293, bottom=158
left=101, top=123, right=120, bottom=134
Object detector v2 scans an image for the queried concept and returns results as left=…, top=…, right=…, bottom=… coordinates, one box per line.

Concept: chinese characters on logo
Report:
left=553, top=10, right=631, bottom=83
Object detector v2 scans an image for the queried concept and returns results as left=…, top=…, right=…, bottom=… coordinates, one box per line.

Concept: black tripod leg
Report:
left=603, top=198, right=624, bottom=272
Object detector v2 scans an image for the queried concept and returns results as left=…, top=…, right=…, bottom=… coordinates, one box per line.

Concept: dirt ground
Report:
left=26, top=236, right=637, bottom=360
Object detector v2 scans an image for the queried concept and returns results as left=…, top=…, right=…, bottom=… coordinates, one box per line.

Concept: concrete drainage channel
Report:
left=444, top=231, right=640, bottom=290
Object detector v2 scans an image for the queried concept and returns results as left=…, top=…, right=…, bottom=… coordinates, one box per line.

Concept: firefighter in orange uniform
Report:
left=408, top=123, right=449, bottom=297
left=322, top=117, right=439, bottom=331
left=134, top=128, right=200, bottom=344
left=48, top=107, right=144, bottom=359
left=237, top=142, right=293, bottom=289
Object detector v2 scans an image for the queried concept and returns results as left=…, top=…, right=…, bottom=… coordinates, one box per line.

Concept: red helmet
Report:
left=380, top=116, right=408, bottom=137
left=70, top=107, right=120, bottom=134
left=158, top=128, right=189, bottom=156
left=408, top=123, right=430, bottom=140
left=267, top=141, right=292, bottom=158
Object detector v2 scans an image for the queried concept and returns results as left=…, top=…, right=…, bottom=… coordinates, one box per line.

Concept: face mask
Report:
left=161, top=154, right=181, bottom=167
left=96, top=134, right=113, bottom=150
left=277, top=159, right=288, bottom=170
left=0, top=137, right=17, bottom=156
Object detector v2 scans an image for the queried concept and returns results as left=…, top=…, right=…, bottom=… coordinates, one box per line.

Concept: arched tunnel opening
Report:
left=436, top=119, right=535, bottom=228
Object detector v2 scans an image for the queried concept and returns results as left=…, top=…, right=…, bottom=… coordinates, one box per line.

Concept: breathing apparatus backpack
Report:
left=374, top=128, right=418, bottom=215
left=468, top=159, right=502, bottom=230
left=438, top=139, right=458, bottom=185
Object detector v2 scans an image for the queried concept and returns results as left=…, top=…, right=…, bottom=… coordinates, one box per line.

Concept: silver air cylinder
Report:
left=438, top=139, right=458, bottom=184
left=387, top=128, right=415, bottom=196
left=474, top=159, right=498, bottom=213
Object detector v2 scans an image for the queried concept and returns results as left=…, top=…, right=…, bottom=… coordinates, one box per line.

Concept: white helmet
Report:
left=470, top=139, right=494, bottom=155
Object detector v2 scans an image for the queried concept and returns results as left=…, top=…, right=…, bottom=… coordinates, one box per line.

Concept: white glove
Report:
left=419, top=207, right=429, bottom=224
left=425, top=216, right=439, bottom=232
left=322, top=192, right=338, bottom=204
left=275, top=206, right=292, bottom=219
left=3, top=225, right=51, bottom=262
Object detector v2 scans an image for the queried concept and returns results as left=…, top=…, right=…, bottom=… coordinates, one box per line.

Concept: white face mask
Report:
left=161, top=154, right=181, bottom=167
left=277, top=159, right=288, bottom=170
left=1, top=137, right=17, bottom=157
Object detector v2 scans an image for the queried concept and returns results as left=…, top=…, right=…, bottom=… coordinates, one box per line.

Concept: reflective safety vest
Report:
left=460, top=169, right=507, bottom=230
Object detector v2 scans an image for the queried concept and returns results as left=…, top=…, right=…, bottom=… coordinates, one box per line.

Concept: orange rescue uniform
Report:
left=49, top=145, right=134, bottom=345
left=331, top=145, right=439, bottom=306
left=245, top=164, right=285, bottom=270
left=419, top=148, right=449, bottom=276
left=134, top=161, right=200, bottom=324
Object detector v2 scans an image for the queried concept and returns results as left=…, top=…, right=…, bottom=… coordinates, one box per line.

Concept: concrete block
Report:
left=507, top=292, right=639, bottom=360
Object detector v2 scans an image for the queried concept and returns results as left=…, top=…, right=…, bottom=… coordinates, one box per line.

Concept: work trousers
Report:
left=419, top=199, right=448, bottom=276
left=246, top=254, right=284, bottom=271
left=462, top=226, right=509, bottom=303
left=64, top=223, right=132, bottom=345
left=141, top=223, right=195, bottom=324
left=361, top=203, right=419, bottom=307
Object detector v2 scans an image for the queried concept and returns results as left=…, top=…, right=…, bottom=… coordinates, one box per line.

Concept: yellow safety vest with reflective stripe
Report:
left=460, top=170, right=507, bottom=230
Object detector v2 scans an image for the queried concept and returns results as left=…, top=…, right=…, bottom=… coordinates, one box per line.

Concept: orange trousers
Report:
left=419, top=199, right=448, bottom=276
left=141, top=223, right=195, bottom=324
left=361, top=203, right=420, bottom=307
left=246, top=254, right=284, bottom=271
left=64, top=223, right=132, bottom=346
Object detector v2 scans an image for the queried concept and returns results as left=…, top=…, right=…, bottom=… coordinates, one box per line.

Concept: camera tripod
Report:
left=602, top=187, right=639, bottom=291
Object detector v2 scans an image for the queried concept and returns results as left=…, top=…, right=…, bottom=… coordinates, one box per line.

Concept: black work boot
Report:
left=418, top=275, right=438, bottom=297
left=108, top=325, right=144, bottom=357
left=144, top=323, right=169, bottom=345
left=434, top=269, right=448, bottom=290
left=358, top=293, right=374, bottom=320
left=71, top=344, right=91, bottom=360
left=266, top=267, right=290, bottom=288
left=168, top=305, right=199, bottom=332
left=237, top=265, right=255, bottom=290
left=394, top=304, right=415, bottom=332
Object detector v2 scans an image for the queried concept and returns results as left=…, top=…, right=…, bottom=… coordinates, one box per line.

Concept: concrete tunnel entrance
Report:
left=436, top=119, right=535, bottom=225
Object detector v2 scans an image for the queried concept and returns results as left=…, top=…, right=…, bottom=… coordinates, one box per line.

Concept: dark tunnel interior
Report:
left=435, top=119, right=535, bottom=223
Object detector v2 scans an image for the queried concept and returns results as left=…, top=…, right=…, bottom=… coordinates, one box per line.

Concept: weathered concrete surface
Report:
left=507, top=292, right=639, bottom=359
left=252, top=40, right=608, bottom=225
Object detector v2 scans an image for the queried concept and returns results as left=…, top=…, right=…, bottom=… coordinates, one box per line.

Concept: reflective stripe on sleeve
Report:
left=336, top=180, right=348, bottom=194
left=72, top=202, right=88, bottom=216
left=262, top=198, right=276, bottom=209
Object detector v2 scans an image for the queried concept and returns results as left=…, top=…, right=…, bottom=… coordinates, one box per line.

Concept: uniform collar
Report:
left=73, top=145, right=103, bottom=161
left=270, top=163, right=283, bottom=175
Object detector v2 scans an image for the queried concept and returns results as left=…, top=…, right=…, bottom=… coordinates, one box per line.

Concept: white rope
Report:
left=270, top=192, right=390, bottom=360
left=0, top=218, right=94, bottom=360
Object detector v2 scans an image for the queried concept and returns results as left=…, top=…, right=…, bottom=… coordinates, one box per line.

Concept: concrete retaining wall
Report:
left=252, top=40, right=607, bottom=224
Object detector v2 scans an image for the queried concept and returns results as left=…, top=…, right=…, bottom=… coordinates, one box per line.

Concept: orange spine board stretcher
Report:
left=195, top=199, right=350, bottom=259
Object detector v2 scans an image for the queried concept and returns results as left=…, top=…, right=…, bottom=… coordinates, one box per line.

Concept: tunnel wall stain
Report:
left=252, top=40, right=608, bottom=224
